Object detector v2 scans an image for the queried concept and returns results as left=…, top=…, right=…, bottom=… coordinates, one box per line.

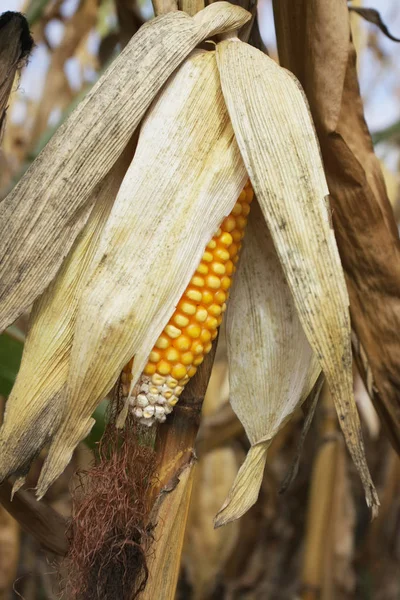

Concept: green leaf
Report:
left=0, top=331, right=24, bottom=396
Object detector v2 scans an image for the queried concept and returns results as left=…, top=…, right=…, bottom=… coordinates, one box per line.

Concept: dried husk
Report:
left=0, top=2, right=250, bottom=334
left=216, top=38, right=379, bottom=514
left=215, top=203, right=319, bottom=527
left=36, top=49, right=247, bottom=497
left=0, top=150, right=132, bottom=486
left=272, top=0, right=400, bottom=455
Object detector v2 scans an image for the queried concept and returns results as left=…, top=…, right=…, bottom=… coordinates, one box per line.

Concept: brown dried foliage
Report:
left=65, top=391, right=157, bottom=600
left=273, top=0, right=400, bottom=453
left=0, top=12, right=33, bottom=142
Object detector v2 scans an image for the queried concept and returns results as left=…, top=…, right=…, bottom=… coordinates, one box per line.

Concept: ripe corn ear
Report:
left=123, top=182, right=253, bottom=425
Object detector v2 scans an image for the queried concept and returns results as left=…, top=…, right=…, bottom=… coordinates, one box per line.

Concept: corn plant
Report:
left=0, top=1, right=399, bottom=599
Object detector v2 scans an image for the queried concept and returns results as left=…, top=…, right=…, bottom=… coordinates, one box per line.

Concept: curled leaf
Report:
left=215, top=204, right=319, bottom=527
left=0, top=150, right=131, bottom=485
left=0, top=2, right=250, bottom=333
left=216, top=38, right=379, bottom=515
left=36, top=49, right=247, bottom=497
left=348, top=7, right=400, bottom=42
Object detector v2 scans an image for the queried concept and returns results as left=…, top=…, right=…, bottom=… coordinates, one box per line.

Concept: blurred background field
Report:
left=0, top=1, right=399, bottom=599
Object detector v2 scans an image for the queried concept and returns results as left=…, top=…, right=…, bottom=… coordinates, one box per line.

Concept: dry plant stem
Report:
left=151, top=341, right=218, bottom=502
left=152, top=0, right=178, bottom=16
left=178, top=0, right=205, bottom=17
left=141, top=342, right=218, bottom=599
left=0, top=480, right=67, bottom=556
left=273, top=0, right=400, bottom=454
left=301, top=384, right=341, bottom=600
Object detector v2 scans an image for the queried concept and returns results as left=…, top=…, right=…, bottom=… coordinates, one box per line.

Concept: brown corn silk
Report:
left=273, top=0, right=400, bottom=454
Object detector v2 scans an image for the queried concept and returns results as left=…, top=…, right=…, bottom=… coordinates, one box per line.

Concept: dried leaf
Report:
left=216, top=38, right=379, bottom=514
left=348, top=7, right=400, bottom=42
left=280, top=373, right=324, bottom=494
left=0, top=12, right=33, bottom=143
left=0, top=150, right=131, bottom=485
left=215, top=203, right=319, bottom=526
left=36, top=49, right=247, bottom=497
left=273, top=0, right=400, bottom=457
left=0, top=2, right=251, bottom=333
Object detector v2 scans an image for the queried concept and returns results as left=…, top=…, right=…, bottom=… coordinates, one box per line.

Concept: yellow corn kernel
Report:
left=186, top=288, right=202, bottom=302
left=126, top=181, right=253, bottom=424
left=191, top=275, right=205, bottom=287
left=195, top=308, right=208, bottom=323
left=144, top=363, right=157, bottom=376
left=158, top=360, right=171, bottom=375
left=173, top=313, right=189, bottom=328
left=187, top=324, right=202, bottom=339
left=149, top=350, right=161, bottom=363
left=155, top=335, right=169, bottom=349
left=165, top=324, right=181, bottom=339
left=165, top=348, right=179, bottom=362
left=196, top=263, right=208, bottom=275
left=211, top=263, right=225, bottom=275
left=181, top=352, right=194, bottom=365
left=171, top=364, right=187, bottom=380
left=173, top=335, right=191, bottom=351
left=202, top=290, right=213, bottom=304
left=179, top=301, right=196, bottom=316
left=206, top=275, right=221, bottom=289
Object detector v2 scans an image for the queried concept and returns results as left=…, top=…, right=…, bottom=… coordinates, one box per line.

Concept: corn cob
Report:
left=122, top=182, right=253, bottom=425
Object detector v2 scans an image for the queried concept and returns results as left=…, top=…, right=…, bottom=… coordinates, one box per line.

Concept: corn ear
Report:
left=36, top=49, right=247, bottom=497
left=0, top=152, right=131, bottom=486
left=215, top=203, right=319, bottom=527
left=216, top=38, right=379, bottom=514
left=0, top=2, right=250, bottom=334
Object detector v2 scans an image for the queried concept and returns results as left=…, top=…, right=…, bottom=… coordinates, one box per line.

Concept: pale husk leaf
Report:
left=0, top=2, right=250, bottom=334
left=216, top=38, right=379, bottom=514
left=0, top=151, right=131, bottom=485
left=215, top=204, right=319, bottom=527
left=36, top=50, right=247, bottom=497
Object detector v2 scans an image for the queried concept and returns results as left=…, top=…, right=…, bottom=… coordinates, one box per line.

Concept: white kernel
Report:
left=136, top=394, right=148, bottom=408
left=143, top=405, right=155, bottom=418
left=140, top=418, right=154, bottom=427
left=148, top=393, right=159, bottom=405
left=155, top=406, right=165, bottom=417
left=149, top=386, right=159, bottom=395
left=133, top=407, right=143, bottom=419
left=164, top=405, right=173, bottom=415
